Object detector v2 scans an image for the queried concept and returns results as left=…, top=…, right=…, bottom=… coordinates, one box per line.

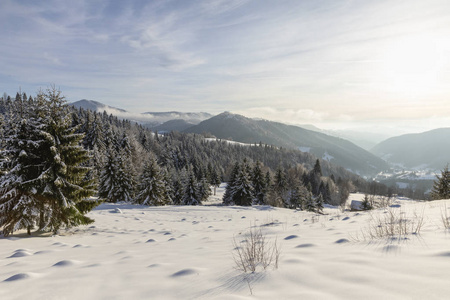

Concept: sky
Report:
left=1, top=0, right=449, bottom=135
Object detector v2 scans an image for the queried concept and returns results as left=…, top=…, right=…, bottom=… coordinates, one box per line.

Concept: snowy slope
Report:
left=2, top=186, right=450, bottom=299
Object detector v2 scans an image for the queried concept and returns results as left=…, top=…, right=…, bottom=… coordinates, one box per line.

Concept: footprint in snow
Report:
left=284, top=235, right=299, bottom=240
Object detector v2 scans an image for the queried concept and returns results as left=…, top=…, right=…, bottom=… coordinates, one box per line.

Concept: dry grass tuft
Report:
left=232, top=226, right=280, bottom=273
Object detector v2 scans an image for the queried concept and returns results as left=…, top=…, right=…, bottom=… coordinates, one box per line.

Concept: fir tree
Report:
left=273, top=167, right=288, bottom=207
left=288, top=186, right=303, bottom=209
left=0, top=88, right=97, bottom=236
left=171, top=176, right=184, bottom=205
left=135, top=157, right=169, bottom=206
left=362, top=194, right=372, bottom=210
left=112, top=154, right=134, bottom=202
left=231, top=162, right=254, bottom=206
left=431, top=165, right=450, bottom=200
left=305, top=192, right=316, bottom=212
left=98, top=149, right=117, bottom=201
left=210, top=169, right=221, bottom=196
left=223, top=162, right=240, bottom=205
left=197, top=175, right=211, bottom=202
left=33, top=88, right=97, bottom=232
left=0, top=118, right=44, bottom=235
left=315, top=194, right=324, bottom=213
left=182, top=169, right=200, bottom=205
left=252, top=161, right=267, bottom=205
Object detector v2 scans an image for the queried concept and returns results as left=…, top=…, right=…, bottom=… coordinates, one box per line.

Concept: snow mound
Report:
left=170, top=269, right=199, bottom=277
left=4, top=273, right=33, bottom=282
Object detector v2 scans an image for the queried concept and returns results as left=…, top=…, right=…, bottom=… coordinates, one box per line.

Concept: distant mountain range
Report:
left=184, top=112, right=389, bottom=176
left=70, top=100, right=212, bottom=129
left=70, top=99, right=448, bottom=176
left=71, top=99, right=127, bottom=113
left=371, top=128, right=450, bottom=170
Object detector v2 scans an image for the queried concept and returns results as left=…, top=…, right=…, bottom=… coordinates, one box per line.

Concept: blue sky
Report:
left=1, top=0, right=449, bottom=133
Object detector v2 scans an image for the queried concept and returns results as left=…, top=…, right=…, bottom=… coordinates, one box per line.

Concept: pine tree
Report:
left=112, top=154, right=134, bottom=202
left=0, top=88, right=97, bottom=236
left=231, top=162, right=254, bottom=206
left=161, top=168, right=174, bottom=204
left=305, top=191, right=316, bottom=212
left=288, top=186, right=303, bottom=209
left=223, top=162, right=240, bottom=205
left=315, top=194, right=324, bottom=213
left=273, top=167, right=288, bottom=207
left=431, top=165, right=450, bottom=200
left=98, top=149, right=117, bottom=202
left=362, top=194, right=372, bottom=210
left=98, top=147, right=134, bottom=203
left=171, top=176, right=184, bottom=205
left=210, top=169, right=221, bottom=196
left=252, top=161, right=267, bottom=205
left=33, top=89, right=97, bottom=232
left=135, top=157, right=168, bottom=205
left=309, top=159, right=322, bottom=196
left=182, top=170, right=200, bottom=205
left=197, top=175, right=211, bottom=202
left=0, top=118, right=44, bottom=236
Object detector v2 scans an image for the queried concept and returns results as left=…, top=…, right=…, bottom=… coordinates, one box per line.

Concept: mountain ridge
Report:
left=371, top=127, right=450, bottom=170
left=184, top=112, right=389, bottom=176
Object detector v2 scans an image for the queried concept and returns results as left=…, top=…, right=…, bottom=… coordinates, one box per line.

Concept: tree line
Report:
left=0, top=89, right=424, bottom=236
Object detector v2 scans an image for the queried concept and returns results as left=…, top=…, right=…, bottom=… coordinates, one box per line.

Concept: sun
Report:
left=377, top=34, right=444, bottom=98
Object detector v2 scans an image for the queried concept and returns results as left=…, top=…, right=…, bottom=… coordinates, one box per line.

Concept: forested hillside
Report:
left=371, top=128, right=450, bottom=169
left=185, top=112, right=389, bottom=176
left=0, top=90, right=407, bottom=236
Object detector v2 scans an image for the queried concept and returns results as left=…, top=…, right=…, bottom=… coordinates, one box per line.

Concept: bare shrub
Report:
left=374, top=195, right=394, bottom=209
left=350, top=207, right=425, bottom=241
left=232, top=226, right=280, bottom=273
left=441, top=204, right=450, bottom=229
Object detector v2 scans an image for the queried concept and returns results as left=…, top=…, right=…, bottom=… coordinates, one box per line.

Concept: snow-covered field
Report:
left=2, top=186, right=450, bottom=299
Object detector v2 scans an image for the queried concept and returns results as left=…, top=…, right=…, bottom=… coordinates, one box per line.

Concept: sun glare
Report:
left=378, top=34, right=444, bottom=98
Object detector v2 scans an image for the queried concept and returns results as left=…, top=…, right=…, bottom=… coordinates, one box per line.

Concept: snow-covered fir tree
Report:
left=210, top=169, right=221, bottom=196
left=223, top=162, right=240, bottom=205
left=197, top=175, right=211, bottom=203
left=252, top=161, right=267, bottom=205
left=98, top=147, right=134, bottom=203
left=135, top=157, right=169, bottom=206
left=231, top=161, right=254, bottom=206
left=112, top=154, right=134, bottom=202
left=98, top=148, right=117, bottom=201
left=182, top=169, right=200, bottom=205
left=32, top=89, right=97, bottom=233
left=0, top=118, right=44, bottom=235
left=0, top=88, right=97, bottom=236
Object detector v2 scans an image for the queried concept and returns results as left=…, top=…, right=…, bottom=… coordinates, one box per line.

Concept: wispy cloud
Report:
left=1, top=0, right=450, bottom=134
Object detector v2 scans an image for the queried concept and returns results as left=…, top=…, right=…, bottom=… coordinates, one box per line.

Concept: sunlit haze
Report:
left=1, top=0, right=449, bottom=136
